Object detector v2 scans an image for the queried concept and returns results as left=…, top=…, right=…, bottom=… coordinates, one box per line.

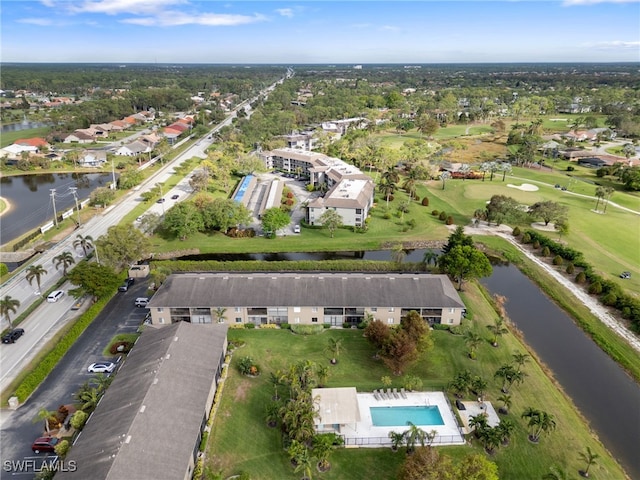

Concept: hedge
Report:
left=13, top=292, right=117, bottom=403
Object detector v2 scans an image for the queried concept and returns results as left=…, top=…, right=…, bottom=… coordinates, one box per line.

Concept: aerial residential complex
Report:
left=259, top=147, right=375, bottom=227
left=146, top=272, right=466, bottom=327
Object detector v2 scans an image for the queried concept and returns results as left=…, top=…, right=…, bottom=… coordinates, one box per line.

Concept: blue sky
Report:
left=1, top=0, right=639, bottom=63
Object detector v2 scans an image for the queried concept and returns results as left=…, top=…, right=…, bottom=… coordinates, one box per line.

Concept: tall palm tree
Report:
left=471, top=376, right=488, bottom=402
left=421, top=250, right=438, bottom=269
left=388, top=430, right=405, bottom=451
left=440, top=171, right=451, bottom=190
left=494, top=364, right=518, bottom=393
left=464, top=330, right=483, bottom=359
left=496, top=418, right=516, bottom=446
left=497, top=393, right=512, bottom=415
left=487, top=317, right=509, bottom=347
left=512, top=352, right=531, bottom=373
left=0, top=295, right=20, bottom=329
left=53, top=251, right=75, bottom=276
left=33, top=407, right=59, bottom=434
left=26, top=264, right=47, bottom=295
left=378, top=179, right=396, bottom=208
left=578, top=446, right=600, bottom=478
left=391, top=243, right=406, bottom=264
left=479, top=425, right=502, bottom=454
left=73, top=234, right=94, bottom=258
left=326, top=337, right=344, bottom=365
left=403, top=422, right=427, bottom=454
left=78, top=387, right=101, bottom=412
left=214, top=307, right=227, bottom=324
left=594, top=186, right=606, bottom=211
left=602, top=187, right=614, bottom=213
left=293, top=446, right=315, bottom=480
left=522, top=408, right=556, bottom=443
left=468, top=413, right=489, bottom=438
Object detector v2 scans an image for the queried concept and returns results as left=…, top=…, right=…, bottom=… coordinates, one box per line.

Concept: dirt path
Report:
left=462, top=223, right=640, bottom=353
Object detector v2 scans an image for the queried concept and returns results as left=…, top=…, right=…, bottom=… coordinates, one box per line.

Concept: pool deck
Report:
left=339, top=391, right=465, bottom=447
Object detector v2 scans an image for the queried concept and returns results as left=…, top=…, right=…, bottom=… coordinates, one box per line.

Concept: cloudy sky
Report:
left=1, top=0, right=639, bottom=63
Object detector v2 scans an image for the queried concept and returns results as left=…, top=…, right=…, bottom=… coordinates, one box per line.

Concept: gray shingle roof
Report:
left=57, top=322, right=227, bottom=480
left=148, top=273, right=464, bottom=309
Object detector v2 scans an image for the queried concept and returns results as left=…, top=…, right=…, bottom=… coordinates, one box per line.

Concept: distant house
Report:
left=0, top=144, right=38, bottom=160
left=283, top=130, right=316, bottom=151
left=109, top=119, right=129, bottom=131
left=115, top=140, right=150, bottom=156
left=63, top=131, right=95, bottom=144
left=162, top=127, right=182, bottom=143
left=14, top=137, right=50, bottom=149
left=56, top=322, right=228, bottom=480
left=577, top=157, right=607, bottom=168
left=79, top=150, right=107, bottom=167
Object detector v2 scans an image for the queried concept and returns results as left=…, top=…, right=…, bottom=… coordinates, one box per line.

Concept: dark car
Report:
left=620, top=271, right=631, bottom=279
left=2, top=328, right=25, bottom=344
left=156, top=198, right=166, bottom=203
left=32, top=436, right=59, bottom=454
left=118, top=277, right=135, bottom=292
left=171, top=194, right=180, bottom=200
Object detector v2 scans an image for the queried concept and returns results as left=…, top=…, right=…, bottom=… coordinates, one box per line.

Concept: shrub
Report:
left=588, top=281, right=603, bottom=295
left=244, top=323, right=256, bottom=329
left=259, top=323, right=278, bottom=329
left=446, top=216, right=454, bottom=225
left=522, top=233, right=531, bottom=244
left=431, top=323, right=450, bottom=331
left=407, top=219, right=417, bottom=229
left=286, top=191, right=294, bottom=198
left=343, top=322, right=351, bottom=329
left=238, top=356, right=254, bottom=375
left=541, top=246, right=551, bottom=256
left=431, top=210, right=440, bottom=216
left=199, top=431, right=209, bottom=451
left=566, top=263, right=575, bottom=274
left=421, top=197, right=429, bottom=206
left=512, top=226, right=521, bottom=237
left=413, top=195, right=420, bottom=202
left=575, top=271, right=587, bottom=283
left=280, top=323, right=292, bottom=329
left=438, top=211, right=447, bottom=221
left=383, top=212, right=392, bottom=220
left=533, top=240, right=541, bottom=249
left=602, top=293, right=618, bottom=306
left=70, top=410, right=88, bottom=430
left=109, top=341, right=133, bottom=355
left=290, top=324, right=324, bottom=335
left=567, top=165, right=575, bottom=171
left=0, top=263, right=8, bottom=276
left=552, top=255, right=563, bottom=265
left=54, top=440, right=69, bottom=459
left=388, top=194, right=394, bottom=202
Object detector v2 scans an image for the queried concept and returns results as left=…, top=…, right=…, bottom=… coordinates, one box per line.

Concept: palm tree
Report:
left=542, top=465, right=571, bottom=480
left=78, top=387, right=101, bottom=412
left=403, top=422, right=427, bottom=454
left=449, top=370, right=472, bottom=398
left=496, top=418, right=516, bottom=446
left=479, top=425, right=502, bottom=454
left=391, top=243, right=406, bottom=264
left=468, top=413, right=489, bottom=438
left=388, top=430, right=405, bottom=452
left=464, top=330, right=483, bottom=359
left=213, top=307, right=227, bottom=324
left=313, top=433, right=340, bottom=471
left=578, top=446, right=600, bottom=478
left=326, top=337, right=344, bottom=365
left=26, top=264, right=48, bottom=295
left=440, top=171, right=450, bottom=190
left=494, top=364, right=518, bottom=393
left=497, top=393, right=512, bottom=415
left=512, top=352, right=531, bottom=373
left=378, top=179, right=396, bottom=208
left=53, top=251, right=75, bottom=276
left=421, top=250, right=438, bottom=269
left=471, top=376, right=488, bottom=402
left=0, top=295, right=20, bottom=329
left=90, top=373, right=113, bottom=393
left=269, top=370, right=285, bottom=400
left=487, top=317, right=509, bottom=347
left=602, top=186, right=614, bottom=213
left=265, top=401, right=280, bottom=428
left=73, top=234, right=94, bottom=257
left=293, top=446, right=314, bottom=480
left=594, top=186, right=606, bottom=211
left=522, top=408, right=556, bottom=443
left=316, top=365, right=330, bottom=387
left=33, top=407, right=60, bottom=434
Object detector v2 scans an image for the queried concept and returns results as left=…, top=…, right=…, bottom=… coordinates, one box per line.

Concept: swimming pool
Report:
left=370, top=406, right=445, bottom=427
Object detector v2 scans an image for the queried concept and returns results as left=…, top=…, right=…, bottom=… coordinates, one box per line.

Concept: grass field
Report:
left=207, top=280, right=628, bottom=479
left=0, top=127, right=52, bottom=148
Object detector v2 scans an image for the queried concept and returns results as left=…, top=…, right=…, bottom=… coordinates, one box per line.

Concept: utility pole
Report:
left=70, top=187, right=81, bottom=227
left=50, top=189, right=58, bottom=227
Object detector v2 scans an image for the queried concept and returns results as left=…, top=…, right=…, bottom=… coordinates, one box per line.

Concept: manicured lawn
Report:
left=0, top=127, right=52, bottom=148
left=206, top=281, right=627, bottom=479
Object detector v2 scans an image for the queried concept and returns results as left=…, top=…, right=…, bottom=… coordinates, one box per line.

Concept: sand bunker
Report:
left=507, top=183, right=539, bottom=192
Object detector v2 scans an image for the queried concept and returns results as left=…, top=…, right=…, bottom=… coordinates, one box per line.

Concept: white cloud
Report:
left=122, top=10, right=267, bottom=27
left=17, top=17, right=54, bottom=26
left=276, top=8, right=294, bottom=18
left=587, top=40, right=640, bottom=49
left=68, top=0, right=185, bottom=15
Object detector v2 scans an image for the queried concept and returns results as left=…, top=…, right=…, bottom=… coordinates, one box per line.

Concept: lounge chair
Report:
left=387, top=388, right=394, bottom=399
left=392, top=388, right=400, bottom=399
left=373, top=392, right=381, bottom=401
left=400, top=388, right=408, bottom=399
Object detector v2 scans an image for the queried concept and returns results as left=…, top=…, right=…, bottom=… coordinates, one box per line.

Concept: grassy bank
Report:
left=207, top=280, right=628, bottom=479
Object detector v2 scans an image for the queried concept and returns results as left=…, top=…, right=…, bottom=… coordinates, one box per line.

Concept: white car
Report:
left=87, top=362, right=116, bottom=374
left=46, top=290, right=64, bottom=303
left=293, top=225, right=301, bottom=234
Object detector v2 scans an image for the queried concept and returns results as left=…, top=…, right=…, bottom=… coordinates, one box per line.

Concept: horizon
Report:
left=1, top=1, right=639, bottom=63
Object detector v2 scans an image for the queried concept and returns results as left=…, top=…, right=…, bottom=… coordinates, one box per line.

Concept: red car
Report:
left=32, top=436, right=59, bottom=454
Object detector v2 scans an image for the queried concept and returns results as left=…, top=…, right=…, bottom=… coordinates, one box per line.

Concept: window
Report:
left=312, top=317, right=318, bottom=323
left=449, top=319, right=453, bottom=324
left=356, top=208, right=362, bottom=214
left=388, top=307, right=395, bottom=312
left=235, top=307, right=242, bottom=313
left=449, top=308, right=455, bottom=313
left=312, top=307, right=318, bottom=313
left=293, top=307, right=301, bottom=313
left=159, top=317, right=165, bottom=324
left=295, top=317, right=300, bottom=323
left=387, top=318, right=394, bottom=324
left=157, top=307, right=164, bottom=313
left=370, top=307, right=377, bottom=312
left=235, top=318, right=242, bottom=323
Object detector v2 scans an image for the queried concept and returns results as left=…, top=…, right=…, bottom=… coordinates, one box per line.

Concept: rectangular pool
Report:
left=370, top=406, right=444, bottom=427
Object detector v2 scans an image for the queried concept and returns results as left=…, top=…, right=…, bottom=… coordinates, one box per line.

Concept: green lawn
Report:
left=0, top=127, right=53, bottom=148
left=207, top=281, right=627, bottom=479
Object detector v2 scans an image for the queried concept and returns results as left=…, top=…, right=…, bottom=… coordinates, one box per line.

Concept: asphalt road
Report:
left=0, top=282, right=148, bottom=476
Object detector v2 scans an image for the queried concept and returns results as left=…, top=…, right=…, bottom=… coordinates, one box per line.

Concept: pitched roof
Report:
left=14, top=137, right=49, bottom=147
left=57, top=322, right=228, bottom=480
left=148, top=272, right=465, bottom=310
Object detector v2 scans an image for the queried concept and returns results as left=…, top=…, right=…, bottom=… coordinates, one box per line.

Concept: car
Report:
left=293, top=224, right=301, bottom=234
left=561, top=186, right=567, bottom=191
left=554, top=184, right=561, bottom=189
left=87, top=362, right=116, bottom=374
left=135, top=297, right=149, bottom=308
left=118, top=277, right=135, bottom=292
left=46, top=290, right=64, bottom=303
left=32, top=437, right=59, bottom=454
left=171, top=194, right=180, bottom=200
left=620, top=271, right=631, bottom=279
left=156, top=198, right=165, bottom=203
left=135, top=216, right=143, bottom=222
left=2, top=328, right=25, bottom=344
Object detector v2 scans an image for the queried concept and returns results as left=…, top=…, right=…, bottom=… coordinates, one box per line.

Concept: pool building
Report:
left=312, top=388, right=465, bottom=447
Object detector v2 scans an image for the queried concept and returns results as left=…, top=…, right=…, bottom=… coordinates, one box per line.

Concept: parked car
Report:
left=293, top=224, right=301, bottom=234
left=32, top=436, right=59, bottom=454
left=87, top=362, right=116, bottom=373
left=135, top=297, right=149, bottom=308
left=2, top=328, right=25, bottom=344
left=620, top=271, right=631, bottom=279
left=171, top=194, right=180, bottom=200
left=46, top=290, right=64, bottom=303
left=118, top=277, right=135, bottom=292
left=156, top=198, right=165, bottom=203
